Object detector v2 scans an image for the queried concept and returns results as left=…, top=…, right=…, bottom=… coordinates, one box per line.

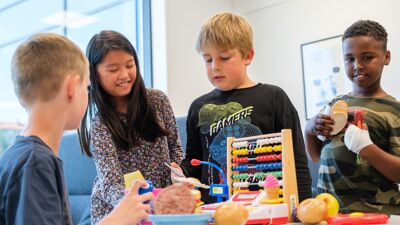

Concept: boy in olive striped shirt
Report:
left=305, top=20, right=400, bottom=214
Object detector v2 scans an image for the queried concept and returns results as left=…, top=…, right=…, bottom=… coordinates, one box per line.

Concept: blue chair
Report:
left=308, top=159, right=320, bottom=196
left=59, top=132, right=96, bottom=225
left=175, top=116, right=187, bottom=154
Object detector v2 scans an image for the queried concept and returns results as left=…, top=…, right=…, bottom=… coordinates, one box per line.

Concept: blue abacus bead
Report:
left=138, top=180, right=153, bottom=195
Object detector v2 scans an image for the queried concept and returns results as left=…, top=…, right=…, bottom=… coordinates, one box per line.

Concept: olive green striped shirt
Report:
left=317, top=94, right=400, bottom=215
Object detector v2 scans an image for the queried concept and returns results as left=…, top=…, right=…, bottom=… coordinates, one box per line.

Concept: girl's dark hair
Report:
left=79, top=30, right=169, bottom=156
left=342, top=20, right=388, bottom=50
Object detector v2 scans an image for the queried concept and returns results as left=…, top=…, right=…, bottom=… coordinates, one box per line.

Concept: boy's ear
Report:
left=244, top=48, right=254, bottom=65
left=66, top=73, right=81, bottom=101
left=384, top=50, right=391, bottom=65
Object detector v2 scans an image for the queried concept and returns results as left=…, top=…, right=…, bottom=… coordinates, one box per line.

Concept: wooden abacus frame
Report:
left=226, top=129, right=299, bottom=222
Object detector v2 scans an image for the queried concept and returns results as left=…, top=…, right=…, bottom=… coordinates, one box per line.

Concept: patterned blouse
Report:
left=90, top=89, right=183, bottom=224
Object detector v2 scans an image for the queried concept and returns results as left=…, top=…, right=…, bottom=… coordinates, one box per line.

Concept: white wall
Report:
left=154, top=0, right=400, bottom=128
left=235, top=0, right=400, bottom=128
left=152, top=0, right=232, bottom=116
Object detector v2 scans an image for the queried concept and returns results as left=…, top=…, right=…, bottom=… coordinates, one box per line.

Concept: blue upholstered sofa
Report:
left=58, top=116, right=318, bottom=224
left=59, top=133, right=96, bottom=225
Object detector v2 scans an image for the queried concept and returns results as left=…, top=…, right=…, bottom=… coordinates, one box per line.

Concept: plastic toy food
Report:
left=330, top=100, right=348, bottom=135
left=315, top=193, right=339, bottom=218
left=297, top=198, right=327, bottom=224
left=264, top=175, right=280, bottom=199
left=214, top=203, right=249, bottom=225
left=192, top=189, right=204, bottom=213
left=153, top=183, right=196, bottom=214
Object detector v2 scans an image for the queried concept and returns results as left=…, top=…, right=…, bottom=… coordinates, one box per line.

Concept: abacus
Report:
left=227, top=129, right=299, bottom=222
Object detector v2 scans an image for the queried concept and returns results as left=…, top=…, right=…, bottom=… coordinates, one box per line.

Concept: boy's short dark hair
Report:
left=342, top=20, right=388, bottom=50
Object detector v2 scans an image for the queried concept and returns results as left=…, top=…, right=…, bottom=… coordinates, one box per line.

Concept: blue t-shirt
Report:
left=0, top=135, right=72, bottom=225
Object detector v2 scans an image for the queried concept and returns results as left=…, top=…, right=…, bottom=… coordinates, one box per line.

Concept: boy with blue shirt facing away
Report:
left=0, top=33, right=153, bottom=225
left=305, top=20, right=400, bottom=214
left=175, top=12, right=312, bottom=204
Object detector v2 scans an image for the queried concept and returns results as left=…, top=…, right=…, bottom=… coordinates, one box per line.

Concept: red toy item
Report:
left=348, top=109, right=364, bottom=128
left=353, top=109, right=363, bottom=128
left=327, top=212, right=388, bottom=225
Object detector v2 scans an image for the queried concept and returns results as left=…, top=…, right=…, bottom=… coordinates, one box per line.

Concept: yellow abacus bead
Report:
left=275, top=145, right=282, bottom=152
left=261, top=146, right=267, bottom=153
left=254, top=147, right=259, bottom=154
left=243, top=149, right=249, bottom=155
left=267, top=146, right=273, bottom=152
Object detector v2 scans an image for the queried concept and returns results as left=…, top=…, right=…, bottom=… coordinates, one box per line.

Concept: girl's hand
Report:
left=170, top=162, right=186, bottom=182
left=100, top=180, right=154, bottom=225
left=170, top=162, right=195, bottom=189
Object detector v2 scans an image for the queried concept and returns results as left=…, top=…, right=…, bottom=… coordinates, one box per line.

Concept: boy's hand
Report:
left=344, top=124, right=373, bottom=154
left=308, top=113, right=334, bottom=138
left=100, top=180, right=154, bottom=225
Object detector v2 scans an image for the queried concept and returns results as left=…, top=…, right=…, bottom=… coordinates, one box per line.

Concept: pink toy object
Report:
left=264, top=175, right=280, bottom=200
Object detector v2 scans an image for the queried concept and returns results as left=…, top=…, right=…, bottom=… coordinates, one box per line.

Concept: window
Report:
left=0, top=0, right=152, bottom=155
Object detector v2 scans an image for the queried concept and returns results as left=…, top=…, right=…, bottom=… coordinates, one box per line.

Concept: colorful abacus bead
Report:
left=232, top=182, right=250, bottom=188
left=274, top=145, right=282, bottom=152
left=232, top=173, right=249, bottom=180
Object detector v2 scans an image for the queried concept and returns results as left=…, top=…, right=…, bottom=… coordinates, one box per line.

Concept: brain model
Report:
left=153, top=183, right=196, bottom=214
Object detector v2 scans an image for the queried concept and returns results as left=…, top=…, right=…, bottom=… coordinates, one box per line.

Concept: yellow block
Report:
left=124, top=171, right=145, bottom=189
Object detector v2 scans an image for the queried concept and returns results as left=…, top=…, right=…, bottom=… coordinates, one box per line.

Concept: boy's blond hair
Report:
left=196, top=12, right=253, bottom=57
left=11, top=33, right=88, bottom=107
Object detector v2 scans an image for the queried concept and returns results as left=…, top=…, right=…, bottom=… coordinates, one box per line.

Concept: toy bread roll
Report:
left=330, top=100, right=348, bottom=135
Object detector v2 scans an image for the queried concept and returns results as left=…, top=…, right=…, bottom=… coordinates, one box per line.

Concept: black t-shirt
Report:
left=0, top=136, right=72, bottom=225
left=181, top=83, right=312, bottom=203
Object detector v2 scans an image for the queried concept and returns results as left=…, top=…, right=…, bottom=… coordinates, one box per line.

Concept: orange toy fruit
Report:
left=214, top=203, right=249, bottom=225
left=297, top=198, right=327, bottom=224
